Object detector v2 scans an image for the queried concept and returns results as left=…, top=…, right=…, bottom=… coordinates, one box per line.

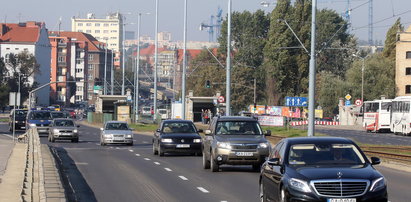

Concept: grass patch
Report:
left=129, top=123, right=158, bottom=133
left=0, top=118, right=8, bottom=122
left=261, top=126, right=326, bottom=137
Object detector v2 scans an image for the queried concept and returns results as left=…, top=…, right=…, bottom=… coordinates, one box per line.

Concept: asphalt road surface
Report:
left=1, top=122, right=410, bottom=202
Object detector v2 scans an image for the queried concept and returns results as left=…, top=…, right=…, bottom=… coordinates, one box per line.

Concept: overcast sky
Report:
left=1, top=0, right=411, bottom=43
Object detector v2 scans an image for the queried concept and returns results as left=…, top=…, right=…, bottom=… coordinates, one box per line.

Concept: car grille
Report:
left=311, top=180, right=369, bottom=197
left=36, top=123, right=50, bottom=127
left=113, top=135, right=124, bottom=137
left=172, top=138, right=192, bottom=143
left=231, top=144, right=258, bottom=150
left=59, top=130, right=73, bottom=133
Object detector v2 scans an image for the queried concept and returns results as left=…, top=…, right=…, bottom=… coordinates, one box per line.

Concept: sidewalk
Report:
left=0, top=135, right=14, bottom=176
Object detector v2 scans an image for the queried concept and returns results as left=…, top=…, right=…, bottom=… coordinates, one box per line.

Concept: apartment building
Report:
left=396, top=25, right=411, bottom=96
left=0, top=22, right=51, bottom=106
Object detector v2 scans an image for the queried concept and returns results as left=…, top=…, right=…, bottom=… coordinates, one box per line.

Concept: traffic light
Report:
left=253, top=103, right=257, bottom=112
left=205, top=80, right=211, bottom=88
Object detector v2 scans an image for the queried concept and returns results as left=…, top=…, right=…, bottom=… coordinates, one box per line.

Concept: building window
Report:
left=111, top=43, right=117, bottom=46
left=77, top=86, right=83, bottom=91
left=103, top=30, right=109, bottom=33
left=15, top=48, right=19, bottom=50
left=78, top=23, right=83, bottom=26
left=110, top=37, right=117, bottom=39
left=86, top=30, right=91, bottom=33
left=88, top=54, right=94, bottom=61
left=407, top=51, right=411, bottom=59
left=104, top=23, right=109, bottom=27
left=57, top=86, right=62, bottom=91
left=95, top=23, right=100, bottom=27
left=86, top=23, right=91, bottom=26
left=406, top=67, right=411, bottom=75
left=406, top=85, right=411, bottom=94
left=88, top=85, right=93, bottom=90
left=111, top=23, right=118, bottom=26
left=110, top=30, right=117, bottom=33
left=88, top=64, right=94, bottom=71
left=24, top=48, right=28, bottom=51
left=78, top=29, right=83, bottom=32
left=5, top=53, right=10, bottom=63
left=95, top=30, right=100, bottom=33
left=58, top=56, right=65, bottom=62
left=76, top=68, right=83, bottom=73
left=88, top=74, right=93, bottom=80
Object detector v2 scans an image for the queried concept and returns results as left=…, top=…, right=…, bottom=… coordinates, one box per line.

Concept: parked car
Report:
left=202, top=116, right=271, bottom=172
left=141, top=106, right=152, bottom=117
left=259, top=137, right=388, bottom=202
left=9, top=109, right=28, bottom=131
left=48, top=118, right=79, bottom=143
left=100, top=121, right=133, bottom=146
left=26, top=110, right=52, bottom=136
left=152, top=120, right=203, bottom=156
left=157, top=108, right=170, bottom=120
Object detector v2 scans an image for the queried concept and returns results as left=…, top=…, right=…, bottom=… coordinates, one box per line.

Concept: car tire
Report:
left=210, top=152, right=219, bottom=172
left=253, top=164, right=261, bottom=172
left=279, top=186, right=289, bottom=202
left=72, top=138, right=79, bottom=143
left=202, top=151, right=210, bottom=169
left=100, top=141, right=105, bottom=146
left=259, top=181, right=268, bottom=202
left=50, top=136, right=55, bottom=143
left=153, top=143, right=158, bottom=155
left=158, top=144, right=164, bottom=156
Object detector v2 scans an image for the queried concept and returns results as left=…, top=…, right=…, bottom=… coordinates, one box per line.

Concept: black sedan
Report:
left=152, top=120, right=203, bottom=156
left=259, top=137, right=387, bottom=202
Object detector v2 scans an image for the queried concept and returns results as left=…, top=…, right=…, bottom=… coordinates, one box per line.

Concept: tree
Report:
left=383, top=18, right=403, bottom=60
left=0, top=57, right=9, bottom=108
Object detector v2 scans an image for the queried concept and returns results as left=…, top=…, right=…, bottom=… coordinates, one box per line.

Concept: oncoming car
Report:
left=26, top=110, right=52, bottom=136
left=100, top=121, right=133, bottom=146
left=259, top=137, right=387, bottom=202
left=48, top=118, right=79, bottom=142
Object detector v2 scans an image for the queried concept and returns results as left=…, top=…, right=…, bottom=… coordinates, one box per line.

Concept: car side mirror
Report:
left=205, top=130, right=212, bottom=136
left=198, top=129, right=204, bottom=133
left=371, top=157, right=381, bottom=165
left=100, top=128, right=104, bottom=131
left=265, top=130, right=271, bottom=136
left=267, top=158, right=280, bottom=166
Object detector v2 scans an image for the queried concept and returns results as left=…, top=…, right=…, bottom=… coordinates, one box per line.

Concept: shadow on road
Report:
left=50, top=146, right=97, bottom=202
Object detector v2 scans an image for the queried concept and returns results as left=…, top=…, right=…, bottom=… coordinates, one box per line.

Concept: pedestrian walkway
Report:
left=0, top=134, right=14, bottom=176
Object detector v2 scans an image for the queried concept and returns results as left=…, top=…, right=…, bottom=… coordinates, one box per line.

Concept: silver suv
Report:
left=202, top=116, right=271, bottom=172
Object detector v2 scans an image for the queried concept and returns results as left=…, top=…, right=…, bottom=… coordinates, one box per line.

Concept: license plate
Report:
left=176, top=144, right=190, bottom=148
left=327, top=199, right=356, bottom=202
left=62, top=133, right=72, bottom=136
left=235, top=152, right=254, bottom=156
left=114, top=137, right=124, bottom=141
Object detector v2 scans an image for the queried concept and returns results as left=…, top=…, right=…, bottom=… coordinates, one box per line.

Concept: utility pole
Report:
left=135, top=13, right=142, bottom=122
left=253, top=78, right=256, bottom=105
left=154, top=0, right=159, bottom=121
left=111, top=51, right=114, bottom=95
left=121, top=15, right=126, bottom=95
left=104, top=39, right=108, bottom=95
left=182, top=0, right=188, bottom=119
left=307, top=0, right=317, bottom=137
left=226, top=0, right=232, bottom=116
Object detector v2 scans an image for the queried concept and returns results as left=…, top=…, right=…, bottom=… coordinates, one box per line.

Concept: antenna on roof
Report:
left=58, top=17, right=62, bottom=36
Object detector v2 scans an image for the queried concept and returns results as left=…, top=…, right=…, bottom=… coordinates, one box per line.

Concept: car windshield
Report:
left=15, top=110, right=28, bottom=117
left=216, top=121, right=262, bottom=135
left=51, top=112, right=67, bottom=118
left=54, top=120, right=74, bottom=127
left=29, top=111, right=51, bottom=120
left=287, top=143, right=366, bottom=166
left=105, top=123, right=129, bottom=130
left=162, top=122, right=196, bottom=133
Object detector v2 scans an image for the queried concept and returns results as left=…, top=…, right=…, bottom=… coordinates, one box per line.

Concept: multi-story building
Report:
left=396, top=25, right=411, bottom=96
left=49, top=31, right=112, bottom=105
left=71, top=13, right=122, bottom=68
left=0, top=22, right=51, bottom=106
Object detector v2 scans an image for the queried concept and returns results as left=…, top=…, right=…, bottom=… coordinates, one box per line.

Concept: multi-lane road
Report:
left=1, top=122, right=411, bottom=202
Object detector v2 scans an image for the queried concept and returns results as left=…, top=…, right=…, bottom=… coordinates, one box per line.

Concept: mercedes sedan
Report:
left=259, top=137, right=387, bottom=202
left=152, top=120, right=203, bottom=156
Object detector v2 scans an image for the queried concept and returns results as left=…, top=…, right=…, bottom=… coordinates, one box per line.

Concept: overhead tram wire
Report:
left=352, top=8, right=411, bottom=31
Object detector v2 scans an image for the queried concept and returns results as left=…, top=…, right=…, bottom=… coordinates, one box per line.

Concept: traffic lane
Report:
left=376, top=166, right=411, bottom=202
left=44, top=124, right=227, bottom=202
left=314, top=128, right=411, bottom=146
left=0, top=122, right=25, bottom=139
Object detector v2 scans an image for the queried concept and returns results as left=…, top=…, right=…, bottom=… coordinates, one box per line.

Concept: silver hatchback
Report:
left=100, top=121, right=133, bottom=146
left=48, top=118, right=79, bottom=143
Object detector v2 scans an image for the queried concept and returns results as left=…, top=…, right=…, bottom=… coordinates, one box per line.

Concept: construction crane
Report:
left=199, top=7, right=223, bottom=42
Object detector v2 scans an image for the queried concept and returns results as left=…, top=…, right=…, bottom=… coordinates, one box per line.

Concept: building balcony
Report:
left=58, top=43, right=67, bottom=47
left=58, top=61, right=67, bottom=66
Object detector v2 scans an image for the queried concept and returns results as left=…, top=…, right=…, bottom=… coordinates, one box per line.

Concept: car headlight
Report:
left=53, top=129, right=59, bottom=133
left=15, top=121, right=19, bottom=123
left=29, top=123, right=37, bottom=127
left=161, top=138, right=173, bottom=143
left=370, top=177, right=386, bottom=192
left=217, top=142, right=232, bottom=149
left=259, top=142, right=269, bottom=148
left=193, top=139, right=202, bottom=143
left=104, top=134, right=112, bottom=138
left=289, top=178, right=311, bottom=193
left=126, top=134, right=132, bottom=138
left=73, top=129, right=78, bottom=133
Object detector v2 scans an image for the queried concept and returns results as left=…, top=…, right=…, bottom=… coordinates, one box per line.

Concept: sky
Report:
left=1, top=0, right=411, bottom=43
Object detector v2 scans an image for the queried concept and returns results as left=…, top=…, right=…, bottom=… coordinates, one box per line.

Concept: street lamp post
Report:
left=307, top=0, right=317, bottom=137
left=134, top=13, right=147, bottom=122
left=122, top=16, right=126, bottom=95
left=154, top=0, right=159, bottom=121
left=104, top=39, right=108, bottom=95
left=111, top=51, right=114, bottom=95
left=353, top=54, right=369, bottom=102
left=182, top=0, right=188, bottom=119
left=226, top=0, right=232, bottom=116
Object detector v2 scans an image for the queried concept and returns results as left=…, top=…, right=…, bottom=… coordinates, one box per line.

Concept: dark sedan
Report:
left=259, top=137, right=387, bottom=202
left=152, top=120, right=203, bottom=156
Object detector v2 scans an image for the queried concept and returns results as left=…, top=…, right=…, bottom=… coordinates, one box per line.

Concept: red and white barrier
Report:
left=290, top=121, right=340, bottom=126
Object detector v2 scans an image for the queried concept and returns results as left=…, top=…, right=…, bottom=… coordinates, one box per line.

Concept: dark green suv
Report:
left=202, top=116, right=271, bottom=172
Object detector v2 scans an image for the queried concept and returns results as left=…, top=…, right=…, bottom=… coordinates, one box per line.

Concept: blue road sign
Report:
left=285, top=97, right=308, bottom=107
left=345, top=100, right=351, bottom=106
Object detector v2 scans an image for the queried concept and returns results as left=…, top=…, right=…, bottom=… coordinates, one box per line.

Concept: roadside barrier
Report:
left=290, top=121, right=340, bottom=126
left=21, top=129, right=66, bottom=202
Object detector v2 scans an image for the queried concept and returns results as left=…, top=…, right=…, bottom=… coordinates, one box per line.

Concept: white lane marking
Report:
left=144, top=158, right=151, bottom=161
left=154, top=162, right=160, bottom=165
left=197, top=187, right=209, bottom=193
left=135, top=154, right=140, bottom=156
left=178, top=176, right=188, bottom=181
left=75, top=162, right=89, bottom=165
left=129, top=149, right=134, bottom=152
left=221, top=201, right=228, bottom=202
left=142, top=141, right=149, bottom=144
left=164, top=168, right=172, bottom=172
left=116, top=147, right=120, bottom=150
left=95, top=143, right=100, bottom=146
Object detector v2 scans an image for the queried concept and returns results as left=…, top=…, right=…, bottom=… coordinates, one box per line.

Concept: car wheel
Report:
left=279, top=186, right=289, bottom=202
left=72, top=138, right=79, bottom=143
left=158, top=144, right=164, bottom=156
left=100, top=141, right=105, bottom=146
left=259, top=181, right=268, bottom=202
left=253, top=164, right=261, bottom=172
left=202, top=151, right=210, bottom=169
left=128, top=142, right=134, bottom=146
left=210, top=152, right=219, bottom=172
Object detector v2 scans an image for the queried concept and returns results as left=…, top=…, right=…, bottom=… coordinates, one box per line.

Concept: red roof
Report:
left=0, top=22, right=43, bottom=43
left=176, top=49, right=211, bottom=64
left=135, top=44, right=166, bottom=56
left=49, top=31, right=104, bottom=52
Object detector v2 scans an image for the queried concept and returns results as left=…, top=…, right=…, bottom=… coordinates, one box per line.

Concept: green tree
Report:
left=382, top=18, right=403, bottom=60
left=0, top=57, right=9, bottom=108
left=317, top=71, right=348, bottom=117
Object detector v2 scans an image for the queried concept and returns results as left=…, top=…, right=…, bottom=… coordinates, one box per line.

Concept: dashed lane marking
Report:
left=178, top=176, right=188, bottom=181
left=197, top=187, right=209, bottom=193
left=154, top=162, right=160, bottom=165
left=129, top=149, right=134, bottom=152
left=135, top=154, right=140, bottom=156
left=164, top=168, right=172, bottom=172
left=142, top=141, right=149, bottom=144
left=144, top=158, right=151, bottom=161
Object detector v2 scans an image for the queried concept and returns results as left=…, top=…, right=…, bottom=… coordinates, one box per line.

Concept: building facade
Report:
left=396, top=25, right=411, bottom=96
left=0, top=22, right=51, bottom=106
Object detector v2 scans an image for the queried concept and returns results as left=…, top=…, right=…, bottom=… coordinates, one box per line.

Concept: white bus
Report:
left=363, top=99, right=392, bottom=132
left=390, top=96, right=411, bottom=136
